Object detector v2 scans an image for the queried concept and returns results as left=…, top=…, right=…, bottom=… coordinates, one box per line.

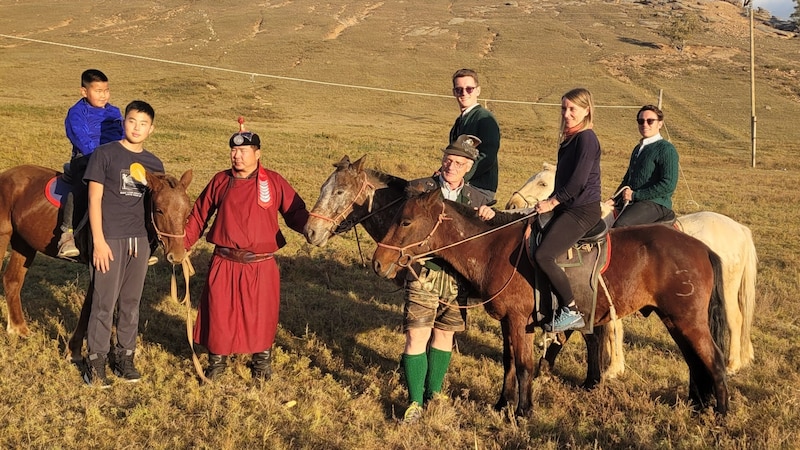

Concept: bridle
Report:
left=150, top=210, right=187, bottom=247
left=308, top=171, right=375, bottom=234
left=376, top=200, right=536, bottom=307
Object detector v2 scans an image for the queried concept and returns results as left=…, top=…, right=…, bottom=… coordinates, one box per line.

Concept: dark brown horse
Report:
left=372, top=190, right=730, bottom=416
left=0, top=165, right=192, bottom=360
left=304, top=155, right=407, bottom=247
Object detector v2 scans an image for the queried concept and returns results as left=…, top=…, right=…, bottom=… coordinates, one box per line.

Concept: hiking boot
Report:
left=249, top=349, right=273, bottom=381
left=57, top=232, right=79, bottom=259
left=544, top=306, right=585, bottom=333
left=83, top=354, right=111, bottom=388
left=403, top=402, right=423, bottom=424
left=205, top=354, right=228, bottom=380
left=111, top=349, right=141, bottom=382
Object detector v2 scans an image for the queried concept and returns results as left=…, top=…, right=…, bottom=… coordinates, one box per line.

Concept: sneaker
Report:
left=403, top=402, right=423, bottom=424
left=57, top=233, right=79, bottom=259
left=147, top=255, right=158, bottom=266
left=544, top=307, right=585, bottom=333
left=83, top=354, right=112, bottom=388
left=111, top=349, right=141, bottom=382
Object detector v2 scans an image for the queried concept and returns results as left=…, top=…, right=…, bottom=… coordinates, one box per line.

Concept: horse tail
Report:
left=738, top=225, right=758, bottom=365
left=708, top=249, right=730, bottom=361
left=596, top=319, right=625, bottom=380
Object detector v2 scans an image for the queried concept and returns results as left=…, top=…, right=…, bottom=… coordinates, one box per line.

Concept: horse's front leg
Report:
left=583, top=332, right=602, bottom=389
left=495, top=319, right=517, bottom=411
left=511, top=317, right=536, bottom=416
left=66, top=283, right=93, bottom=362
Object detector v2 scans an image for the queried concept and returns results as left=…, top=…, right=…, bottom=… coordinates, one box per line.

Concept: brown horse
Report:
left=372, top=190, right=730, bottom=416
left=0, top=165, right=192, bottom=359
left=304, top=155, right=407, bottom=247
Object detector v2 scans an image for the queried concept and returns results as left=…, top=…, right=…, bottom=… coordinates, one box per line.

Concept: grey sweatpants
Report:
left=86, top=237, right=150, bottom=357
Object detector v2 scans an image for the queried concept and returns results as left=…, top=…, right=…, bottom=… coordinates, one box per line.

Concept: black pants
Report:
left=534, top=202, right=601, bottom=307
left=61, top=155, right=89, bottom=232
left=613, top=200, right=674, bottom=228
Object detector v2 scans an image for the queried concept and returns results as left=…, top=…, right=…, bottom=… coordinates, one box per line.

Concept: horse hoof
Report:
left=7, top=323, right=31, bottom=338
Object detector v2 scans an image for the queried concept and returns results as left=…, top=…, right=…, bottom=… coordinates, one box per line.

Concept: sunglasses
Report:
left=453, top=86, right=477, bottom=96
left=637, top=118, right=659, bottom=126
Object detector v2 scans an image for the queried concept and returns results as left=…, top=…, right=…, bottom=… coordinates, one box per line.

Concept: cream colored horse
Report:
left=507, top=162, right=757, bottom=376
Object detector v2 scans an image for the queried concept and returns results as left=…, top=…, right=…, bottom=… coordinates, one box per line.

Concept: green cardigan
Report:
left=449, top=105, right=501, bottom=193
left=615, top=138, right=679, bottom=209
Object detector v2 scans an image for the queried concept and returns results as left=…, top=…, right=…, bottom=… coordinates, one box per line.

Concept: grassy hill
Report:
left=1, top=1, right=799, bottom=448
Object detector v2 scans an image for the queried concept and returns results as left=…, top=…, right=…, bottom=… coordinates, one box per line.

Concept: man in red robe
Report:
left=185, top=119, right=309, bottom=381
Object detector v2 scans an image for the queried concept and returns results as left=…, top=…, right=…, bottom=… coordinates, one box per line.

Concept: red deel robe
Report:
left=185, top=164, right=309, bottom=355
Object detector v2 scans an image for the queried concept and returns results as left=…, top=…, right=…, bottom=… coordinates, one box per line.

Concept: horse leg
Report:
left=597, top=319, right=626, bottom=379
left=2, top=246, right=36, bottom=337
left=495, top=319, right=517, bottom=412
left=583, top=332, right=602, bottom=389
left=537, top=331, right=573, bottom=378
left=511, top=317, right=536, bottom=416
left=664, top=321, right=729, bottom=415
left=722, top=263, right=744, bottom=374
left=66, top=283, right=93, bottom=362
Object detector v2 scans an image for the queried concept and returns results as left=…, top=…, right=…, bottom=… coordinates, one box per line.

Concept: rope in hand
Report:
left=169, top=252, right=210, bottom=384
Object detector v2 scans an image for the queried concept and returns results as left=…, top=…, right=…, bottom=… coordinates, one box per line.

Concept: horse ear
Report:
left=144, top=171, right=163, bottom=191
left=335, top=155, right=351, bottom=168
left=352, top=155, right=367, bottom=171
left=180, top=169, right=193, bottom=189
left=543, top=162, right=556, bottom=171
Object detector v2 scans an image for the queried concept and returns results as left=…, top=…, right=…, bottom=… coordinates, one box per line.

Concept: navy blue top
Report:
left=552, top=129, right=602, bottom=209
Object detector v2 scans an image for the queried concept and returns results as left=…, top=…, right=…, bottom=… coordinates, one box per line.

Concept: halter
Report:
left=308, top=172, right=376, bottom=234
left=150, top=210, right=187, bottom=248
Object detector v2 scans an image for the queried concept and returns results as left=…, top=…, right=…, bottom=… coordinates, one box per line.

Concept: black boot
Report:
left=205, top=353, right=228, bottom=380
left=249, top=349, right=273, bottom=380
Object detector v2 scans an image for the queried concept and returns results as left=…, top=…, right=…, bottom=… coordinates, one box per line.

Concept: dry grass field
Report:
left=1, top=0, right=799, bottom=448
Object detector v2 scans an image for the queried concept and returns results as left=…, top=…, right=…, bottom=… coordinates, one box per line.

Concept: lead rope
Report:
left=169, top=254, right=209, bottom=383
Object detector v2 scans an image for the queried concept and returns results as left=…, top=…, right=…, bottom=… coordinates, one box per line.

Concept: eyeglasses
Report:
left=637, top=118, right=659, bottom=126
left=453, top=86, right=477, bottom=96
left=443, top=158, right=469, bottom=169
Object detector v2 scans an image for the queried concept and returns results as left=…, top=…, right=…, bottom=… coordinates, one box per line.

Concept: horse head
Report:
left=305, top=154, right=373, bottom=246
left=144, top=170, right=193, bottom=265
left=372, top=189, right=448, bottom=279
left=505, top=162, right=556, bottom=209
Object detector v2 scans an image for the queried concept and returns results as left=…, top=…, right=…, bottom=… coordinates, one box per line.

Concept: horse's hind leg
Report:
left=495, top=319, right=518, bottom=411
left=3, top=247, right=36, bottom=337
left=666, top=323, right=728, bottom=415
left=66, top=283, right=92, bottom=362
left=583, top=332, right=602, bottom=389
left=537, top=331, right=574, bottom=378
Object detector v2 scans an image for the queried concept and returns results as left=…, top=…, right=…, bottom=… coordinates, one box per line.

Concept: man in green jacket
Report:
left=606, top=105, right=678, bottom=227
left=449, top=68, right=501, bottom=200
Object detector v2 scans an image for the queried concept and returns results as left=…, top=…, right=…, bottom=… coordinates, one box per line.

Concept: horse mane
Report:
left=407, top=188, right=528, bottom=227
left=364, top=168, right=408, bottom=191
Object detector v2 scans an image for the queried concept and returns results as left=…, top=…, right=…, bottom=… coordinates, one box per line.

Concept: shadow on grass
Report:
left=618, top=36, right=661, bottom=49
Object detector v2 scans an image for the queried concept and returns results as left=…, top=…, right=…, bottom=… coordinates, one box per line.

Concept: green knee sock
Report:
left=402, top=353, right=427, bottom=405
left=425, top=347, right=452, bottom=400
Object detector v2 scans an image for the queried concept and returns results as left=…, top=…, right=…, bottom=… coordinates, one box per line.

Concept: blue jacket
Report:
left=65, top=98, right=124, bottom=158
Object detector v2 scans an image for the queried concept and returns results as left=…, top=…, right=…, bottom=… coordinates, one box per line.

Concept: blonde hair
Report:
left=559, top=88, right=594, bottom=142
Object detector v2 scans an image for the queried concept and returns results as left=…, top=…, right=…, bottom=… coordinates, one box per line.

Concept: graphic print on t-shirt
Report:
left=119, top=169, right=146, bottom=198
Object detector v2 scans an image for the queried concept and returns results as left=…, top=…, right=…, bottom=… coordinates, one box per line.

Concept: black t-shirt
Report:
left=84, top=141, right=165, bottom=239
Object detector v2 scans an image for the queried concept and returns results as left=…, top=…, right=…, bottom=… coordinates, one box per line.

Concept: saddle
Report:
left=524, top=214, right=612, bottom=334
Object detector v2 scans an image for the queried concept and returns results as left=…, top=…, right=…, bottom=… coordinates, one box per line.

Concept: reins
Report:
left=377, top=201, right=537, bottom=307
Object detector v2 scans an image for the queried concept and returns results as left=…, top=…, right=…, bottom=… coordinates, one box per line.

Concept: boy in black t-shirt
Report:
left=81, top=100, right=165, bottom=387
